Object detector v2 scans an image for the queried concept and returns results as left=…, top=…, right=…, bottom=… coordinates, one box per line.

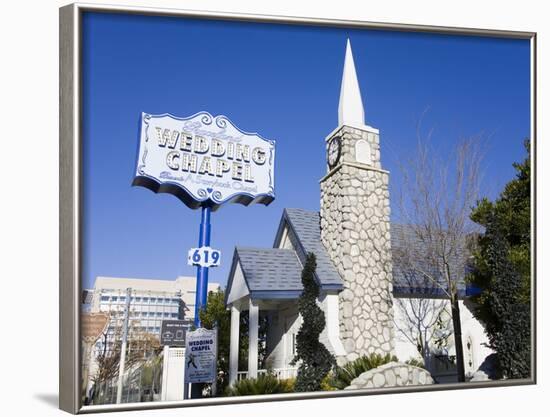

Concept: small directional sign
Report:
left=160, top=320, right=188, bottom=346
left=187, top=246, right=221, bottom=268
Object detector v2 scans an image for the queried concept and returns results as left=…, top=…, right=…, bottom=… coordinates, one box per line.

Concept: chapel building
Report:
left=225, top=39, right=491, bottom=385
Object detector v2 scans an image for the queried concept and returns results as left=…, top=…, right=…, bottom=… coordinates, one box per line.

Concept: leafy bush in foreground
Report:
left=225, top=374, right=294, bottom=396
left=405, top=357, right=425, bottom=369
left=329, top=353, right=398, bottom=390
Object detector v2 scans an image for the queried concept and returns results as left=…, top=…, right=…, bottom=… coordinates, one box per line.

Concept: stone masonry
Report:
left=344, top=362, right=434, bottom=390
left=320, top=125, right=395, bottom=364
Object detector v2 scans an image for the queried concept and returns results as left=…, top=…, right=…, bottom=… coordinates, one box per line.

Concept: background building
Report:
left=82, top=276, right=220, bottom=403
left=88, top=276, right=220, bottom=338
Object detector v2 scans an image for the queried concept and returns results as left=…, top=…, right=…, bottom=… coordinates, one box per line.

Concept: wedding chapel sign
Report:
left=132, top=112, right=275, bottom=211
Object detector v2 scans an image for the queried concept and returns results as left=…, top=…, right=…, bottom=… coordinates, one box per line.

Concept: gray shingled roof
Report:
left=391, top=223, right=468, bottom=298
left=282, top=208, right=343, bottom=289
left=235, top=247, right=304, bottom=293
left=226, top=209, right=472, bottom=304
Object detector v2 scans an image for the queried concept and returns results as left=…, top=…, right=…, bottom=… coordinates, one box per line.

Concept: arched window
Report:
left=466, top=335, right=475, bottom=371
left=356, top=140, right=371, bottom=165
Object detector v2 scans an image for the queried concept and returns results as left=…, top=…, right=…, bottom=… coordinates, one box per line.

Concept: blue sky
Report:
left=81, top=12, right=530, bottom=289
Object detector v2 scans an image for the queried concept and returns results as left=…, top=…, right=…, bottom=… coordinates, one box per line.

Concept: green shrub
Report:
left=405, top=358, right=425, bottom=369
left=320, top=373, right=337, bottom=391
left=329, top=353, right=398, bottom=390
left=225, top=374, right=294, bottom=396
left=278, top=378, right=296, bottom=392
left=293, top=253, right=335, bottom=392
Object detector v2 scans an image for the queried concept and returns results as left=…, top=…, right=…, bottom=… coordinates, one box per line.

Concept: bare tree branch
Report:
left=392, top=115, right=485, bottom=380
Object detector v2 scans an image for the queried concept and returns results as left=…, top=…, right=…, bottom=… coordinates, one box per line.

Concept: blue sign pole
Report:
left=194, top=205, right=212, bottom=327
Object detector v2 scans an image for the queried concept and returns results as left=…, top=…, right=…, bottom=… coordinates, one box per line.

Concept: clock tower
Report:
left=320, top=39, right=395, bottom=363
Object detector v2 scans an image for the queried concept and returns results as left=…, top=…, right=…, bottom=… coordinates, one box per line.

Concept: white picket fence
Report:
left=237, top=367, right=298, bottom=381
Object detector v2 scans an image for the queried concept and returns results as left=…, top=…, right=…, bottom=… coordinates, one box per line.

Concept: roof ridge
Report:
left=236, top=246, right=296, bottom=252
left=285, top=207, right=318, bottom=211
left=281, top=207, right=343, bottom=289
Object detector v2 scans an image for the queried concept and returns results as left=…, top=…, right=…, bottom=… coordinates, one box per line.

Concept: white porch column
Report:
left=229, top=305, right=240, bottom=386
left=325, top=293, right=347, bottom=356
left=248, top=300, right=259, bottom=379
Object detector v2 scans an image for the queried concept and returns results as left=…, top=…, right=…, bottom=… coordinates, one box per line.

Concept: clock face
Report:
left=328, top=136, right=341, bottom=167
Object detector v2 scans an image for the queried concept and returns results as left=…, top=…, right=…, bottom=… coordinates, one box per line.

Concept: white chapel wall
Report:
left=265, top=304, right=301, bottom=370
left=265, top=311, right=285, bottom=369
left=318, top=292, right=347, bottom=358
left=459, top=301, right=494, bottom=375
left=393, top=297, right=493, bottom=377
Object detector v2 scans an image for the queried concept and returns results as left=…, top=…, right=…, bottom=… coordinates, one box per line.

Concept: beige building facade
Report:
left=89, top=276, right=220, bottom=331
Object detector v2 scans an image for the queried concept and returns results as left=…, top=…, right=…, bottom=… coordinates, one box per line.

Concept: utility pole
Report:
left=116, top=288, right=132, bottom=404
left=194, top=205, right=212, bottom=328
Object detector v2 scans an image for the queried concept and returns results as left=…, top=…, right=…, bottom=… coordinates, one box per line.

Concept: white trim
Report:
left=319, top=161, right=389, bottom=183
left=325, top=293, right=347, bottom=356
left=325, top=123, right=379, bottom=142
left=248, top=300, right=259, bottom=378
left=229, top=305, right=241, bottom=385
left=227, top=262, right=250, bottom=306
left=277, top=225, right=290, bottom=249
left=237, top=367, right=298, bottom=381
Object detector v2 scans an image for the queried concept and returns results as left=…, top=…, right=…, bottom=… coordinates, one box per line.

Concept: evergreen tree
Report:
left=475, top=216, right=531, bottom=378
left=292, top=253, right=335, bottom=392
left=199, top=289, right=232, bottom=392
left=468, top=139, right=531, bottom=378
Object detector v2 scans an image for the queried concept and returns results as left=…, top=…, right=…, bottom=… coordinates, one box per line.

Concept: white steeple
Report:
left=338, top=39, right=365, bottom=127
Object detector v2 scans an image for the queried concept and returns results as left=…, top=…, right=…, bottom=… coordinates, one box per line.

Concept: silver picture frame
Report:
left=59, top=2, right=537, bottom=414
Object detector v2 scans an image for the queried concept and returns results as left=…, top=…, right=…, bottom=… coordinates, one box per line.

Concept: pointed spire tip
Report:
left=338, top=38, right=365, bottom=127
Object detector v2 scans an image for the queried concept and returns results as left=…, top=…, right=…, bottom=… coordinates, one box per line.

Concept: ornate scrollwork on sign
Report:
left=212, top=190, right=223, bottom=201
left=268, top=148, right=275, bottom=190
left=137, top=146, right=149, bottom=175
left=142, top=113, right=151, bottom=142
left=215, top=116, right=228, bottom=129
left=201, top=113, right=213, bottom=125
left=197, top=188, right=208, bottom=198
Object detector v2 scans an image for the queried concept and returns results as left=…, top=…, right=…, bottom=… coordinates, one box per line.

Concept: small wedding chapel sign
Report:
left=184, top=328, right=218, bottom=384
left=132, top=112, right=275, bottom=210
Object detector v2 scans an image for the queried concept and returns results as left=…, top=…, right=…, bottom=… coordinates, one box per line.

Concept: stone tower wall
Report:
left=320, top=126, right=394, bottom=363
